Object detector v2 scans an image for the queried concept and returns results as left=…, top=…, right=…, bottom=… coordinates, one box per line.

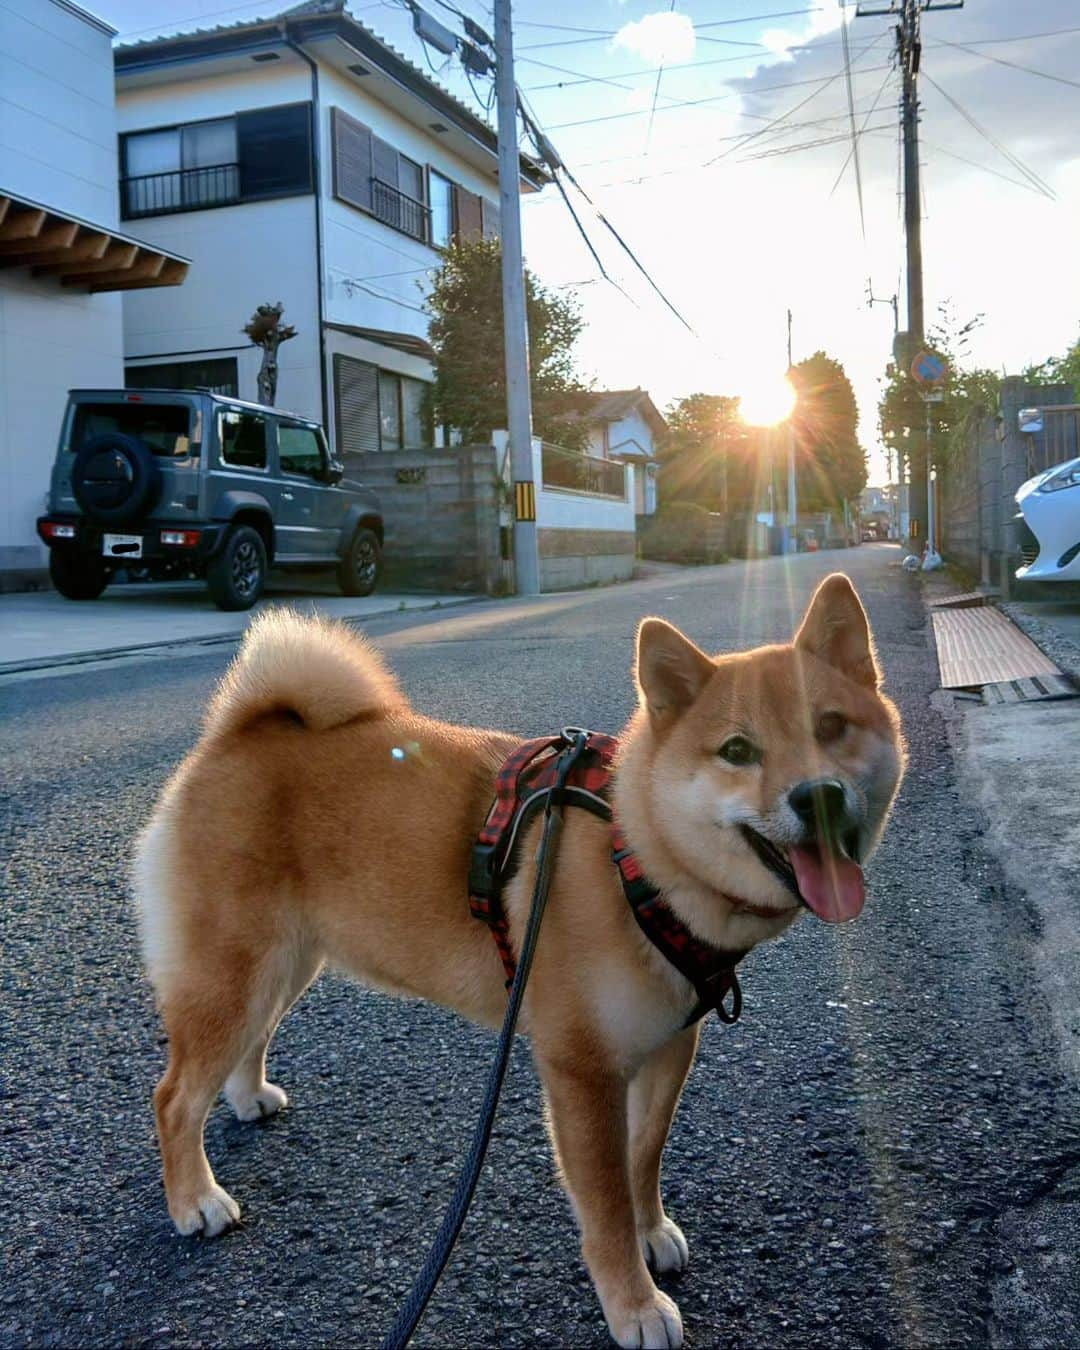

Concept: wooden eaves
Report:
left=0, top=193, right=190, bottom=293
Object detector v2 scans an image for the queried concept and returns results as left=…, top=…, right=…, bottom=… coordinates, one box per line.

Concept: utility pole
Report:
left=855, top=0, right=962, bottom=552
left=493, top=0, right=540, bottom=594
left=786, top=308, right=797, bottom=554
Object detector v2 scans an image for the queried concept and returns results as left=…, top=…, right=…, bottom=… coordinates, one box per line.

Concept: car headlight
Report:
left=1038, top=460, right=1080, bottom=493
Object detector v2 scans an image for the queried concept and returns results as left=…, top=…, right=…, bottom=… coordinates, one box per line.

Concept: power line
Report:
left=644, top=0, right=677, bottom=156
left=704, top=35, right=891, bottom=165
left=920, top=70, right=1056, bottom=200
left=516, top=7, right=826, bottom=52
left=931, top=36, right=1080, bottom=92
left=546, top=52, right=892, bottom=131
left=829, top=65, right=895, bottom=196
left=838, top=4, right=867, bottom=242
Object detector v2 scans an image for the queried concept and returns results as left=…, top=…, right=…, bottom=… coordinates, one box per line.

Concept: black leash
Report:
left=378, top=732, right=589, bottom=1350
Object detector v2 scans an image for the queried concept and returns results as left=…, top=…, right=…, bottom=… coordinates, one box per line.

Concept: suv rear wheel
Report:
left=207, top=525, right=266, bottom=611
left=49, top=550, right=109, bottom=601
left=337, top=527, right=382, bottom=597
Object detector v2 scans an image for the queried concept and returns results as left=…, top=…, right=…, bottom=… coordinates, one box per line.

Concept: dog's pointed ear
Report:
left=636, top=618, right=715, bottom=722
left=794, top=573, right=880, bottom=688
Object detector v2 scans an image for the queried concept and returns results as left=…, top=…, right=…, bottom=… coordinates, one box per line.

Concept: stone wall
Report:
left=941, top=378, right=1076, bottom=592
left=537, top=527, right=636, bottom=590
left=343, top=444, right=508, bottom=593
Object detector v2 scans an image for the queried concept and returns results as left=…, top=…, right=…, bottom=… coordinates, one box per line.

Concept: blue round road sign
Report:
left=911, top=350, right=947, bottom=385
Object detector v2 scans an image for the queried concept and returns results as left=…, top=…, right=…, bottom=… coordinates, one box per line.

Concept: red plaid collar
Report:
left=469, top=730, right=745, bottom=1025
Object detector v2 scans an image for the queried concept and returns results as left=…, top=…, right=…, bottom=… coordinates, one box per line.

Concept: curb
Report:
left=0, top=595, right=485, bottom=676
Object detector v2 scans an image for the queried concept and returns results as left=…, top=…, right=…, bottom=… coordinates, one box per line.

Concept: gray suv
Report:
left=37, top=389, right=383, bottom=611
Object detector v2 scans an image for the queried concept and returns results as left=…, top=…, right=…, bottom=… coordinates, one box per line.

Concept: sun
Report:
left=738, top=374, right=796, bottom=426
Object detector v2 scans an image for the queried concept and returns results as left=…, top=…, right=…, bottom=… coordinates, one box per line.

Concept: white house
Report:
left=0, top=0, right=188, bottom=587
left=114, top=0, right=545, bottom=467
left=563, top=389, right=666, bottom=518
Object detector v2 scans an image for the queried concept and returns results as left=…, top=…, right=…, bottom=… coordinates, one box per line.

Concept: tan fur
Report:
left=134, top=574, right=904, bottom=1349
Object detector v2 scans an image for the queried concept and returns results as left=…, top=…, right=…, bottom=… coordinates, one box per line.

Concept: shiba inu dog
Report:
left=134, top=573, right=904, bottom=1349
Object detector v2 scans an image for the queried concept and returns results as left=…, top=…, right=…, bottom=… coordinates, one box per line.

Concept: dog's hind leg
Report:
left=224, top=945, right=323, bottom=1122
left=627, top=1024, right=700, bottom=1276
left=539, top=1056, right=683, bottom=1350
left=153, top=941, right=298, bottom=1238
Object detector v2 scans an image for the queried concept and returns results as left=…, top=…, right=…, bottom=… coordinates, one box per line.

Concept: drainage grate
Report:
left=982, top=673, right=1078, bottom=704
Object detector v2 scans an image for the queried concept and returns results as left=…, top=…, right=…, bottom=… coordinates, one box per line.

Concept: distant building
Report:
left=563, top=389, right=667, bottom=517
left=0, top=0, right=188, bottom=587
left=113, top=0, right=545, bottom=465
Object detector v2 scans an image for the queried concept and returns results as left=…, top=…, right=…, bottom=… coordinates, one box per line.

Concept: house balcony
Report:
left=541, top=443, right=627, bottom=499
left=120, top=163, right=241, bottom=220
left=371, top=178, right=430, bottom=243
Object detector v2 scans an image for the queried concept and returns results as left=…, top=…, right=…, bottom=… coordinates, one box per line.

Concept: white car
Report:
left=1015, top=455, right=1080, bottom=581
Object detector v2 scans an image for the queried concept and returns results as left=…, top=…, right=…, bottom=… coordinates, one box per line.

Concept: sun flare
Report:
left=738, top=374, right=797, bottom=427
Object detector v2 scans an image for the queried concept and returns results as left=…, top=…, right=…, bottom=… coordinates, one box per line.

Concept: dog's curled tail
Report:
left=204, top=608, right=406, bottom=737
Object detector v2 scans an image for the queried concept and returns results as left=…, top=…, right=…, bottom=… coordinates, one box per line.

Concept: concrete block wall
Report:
left=533, top=438, right=637, bottom=591
left=342, top=444, right=505, bottom=593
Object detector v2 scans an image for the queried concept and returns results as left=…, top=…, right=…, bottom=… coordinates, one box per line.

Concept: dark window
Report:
left=121, top=104, right=312, bottom=220
left=278, top=423, right=325, bottom=478
left=333, top=356, right=433, bottom=455
left=126, top=357, right=238, bottom=397
left=69, top=403, right=192, bottom=457
left=334, top=355, right=381, bottom=459
left=237, top=104, right=313, bottom=200
left=219, top=409, right=267, bottom=470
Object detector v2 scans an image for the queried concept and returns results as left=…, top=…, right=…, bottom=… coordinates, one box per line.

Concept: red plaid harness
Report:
left=468, top=729, right=745, bottom=1026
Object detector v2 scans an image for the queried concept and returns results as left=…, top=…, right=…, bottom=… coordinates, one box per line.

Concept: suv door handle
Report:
left=281, top=491, right=294, bottom=501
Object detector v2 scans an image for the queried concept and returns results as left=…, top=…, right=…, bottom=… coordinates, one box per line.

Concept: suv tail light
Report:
left=161, top=529, right=201, bottom=548
left=40, top=521, right=77, bottom=540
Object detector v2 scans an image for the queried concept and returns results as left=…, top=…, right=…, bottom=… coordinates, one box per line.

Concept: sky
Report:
left=98, top=0, right=1080, bottom=484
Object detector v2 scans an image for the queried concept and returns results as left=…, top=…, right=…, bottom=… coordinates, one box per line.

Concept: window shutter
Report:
left=371, top=136, right=399, bottom=191
left=236, top=103, right=312, bottom=199
left=481, top=196, right=499, bottom=239
left=454, top=186, right=483, bottom=241
left=334, top=355, right=381, bottom=457
left=331, top=107, right=373, bottom=211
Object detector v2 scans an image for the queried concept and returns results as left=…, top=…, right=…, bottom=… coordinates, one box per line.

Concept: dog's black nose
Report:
left=788, top=779, right=847, bottom=832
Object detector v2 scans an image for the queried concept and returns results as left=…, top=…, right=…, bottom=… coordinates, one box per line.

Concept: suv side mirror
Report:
left=324, top=459, right=344, bottom=485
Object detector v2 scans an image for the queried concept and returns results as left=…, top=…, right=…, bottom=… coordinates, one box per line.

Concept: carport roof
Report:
left=0, top=191, right=190, bottom=293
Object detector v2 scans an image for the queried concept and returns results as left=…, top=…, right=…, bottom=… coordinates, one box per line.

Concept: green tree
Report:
left=789, top=351, right=867, bottom=510
left=425, top=236, right=589, bottom=449
left=1024, top=324, right=1080, bottom=395
left=658, top=393, right=746, bottom=509
left=878, top=307, right=1000, bottom=475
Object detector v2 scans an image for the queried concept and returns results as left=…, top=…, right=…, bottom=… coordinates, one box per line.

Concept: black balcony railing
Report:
left=371, top=177, right=430, bottom=242
left=541, top=443, right=627, bottom=499
left=120, top=163, right=241, bottom=220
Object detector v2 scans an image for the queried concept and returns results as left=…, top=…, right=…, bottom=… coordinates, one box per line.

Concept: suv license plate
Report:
left=102, top=533, right=143, bottom=559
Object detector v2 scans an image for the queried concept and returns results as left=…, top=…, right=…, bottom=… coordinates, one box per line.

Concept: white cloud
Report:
left=613, top=12, right=696, bottom=65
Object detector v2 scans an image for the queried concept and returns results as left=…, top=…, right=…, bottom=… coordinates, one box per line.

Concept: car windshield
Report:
left=69, top=402, right=193, bottom=457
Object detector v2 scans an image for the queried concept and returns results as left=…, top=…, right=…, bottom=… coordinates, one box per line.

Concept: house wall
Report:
left=117, top=65, right=322, bottom=420
left=583, top=409, right=658, bottom=517
left=532, top=439, right=637, bottom=589
left=0, top=0, right=124, bottom=581
left=317, top=66, right=498, bottom=346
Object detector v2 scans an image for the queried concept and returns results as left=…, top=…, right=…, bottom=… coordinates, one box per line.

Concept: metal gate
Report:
left=1027, top=404, right=1080, bottom=477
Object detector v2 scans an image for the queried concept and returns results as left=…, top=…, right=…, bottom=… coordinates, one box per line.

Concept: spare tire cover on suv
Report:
left=71, top=433, right=162, bottom=527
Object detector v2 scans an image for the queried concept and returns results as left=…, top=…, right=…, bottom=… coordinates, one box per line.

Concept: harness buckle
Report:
left=468, top=840, right=501, bottom=908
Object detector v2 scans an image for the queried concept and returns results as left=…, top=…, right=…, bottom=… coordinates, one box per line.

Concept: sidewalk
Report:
left=0, top=580, right=477, bottom=671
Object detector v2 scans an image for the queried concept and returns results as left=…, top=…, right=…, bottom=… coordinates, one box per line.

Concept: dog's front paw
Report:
left=226, top=1081, right=288, bottom=1123
left=606, top=1289, right=683, bottom=1350
left=641, top=1216, right=689, bottom=1274
left=170, top=1183, right=240, bottom=1238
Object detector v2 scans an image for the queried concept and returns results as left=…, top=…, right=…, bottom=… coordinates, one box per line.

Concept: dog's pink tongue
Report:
left=789, top=845, right=865, bottom=923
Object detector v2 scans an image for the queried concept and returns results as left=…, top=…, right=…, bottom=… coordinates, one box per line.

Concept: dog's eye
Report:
left=817, top=711, right=848, bottom=743
left=718, top=735, right=762, bottom=766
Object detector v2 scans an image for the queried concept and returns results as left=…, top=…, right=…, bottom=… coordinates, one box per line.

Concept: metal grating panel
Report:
left=930, top=591, right=987, bottom=610
left=932, top=607, right=1061, bottom=689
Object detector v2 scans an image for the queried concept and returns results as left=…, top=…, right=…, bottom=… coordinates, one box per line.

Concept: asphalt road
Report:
left=3, top=547, right=1079, bottom=1349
